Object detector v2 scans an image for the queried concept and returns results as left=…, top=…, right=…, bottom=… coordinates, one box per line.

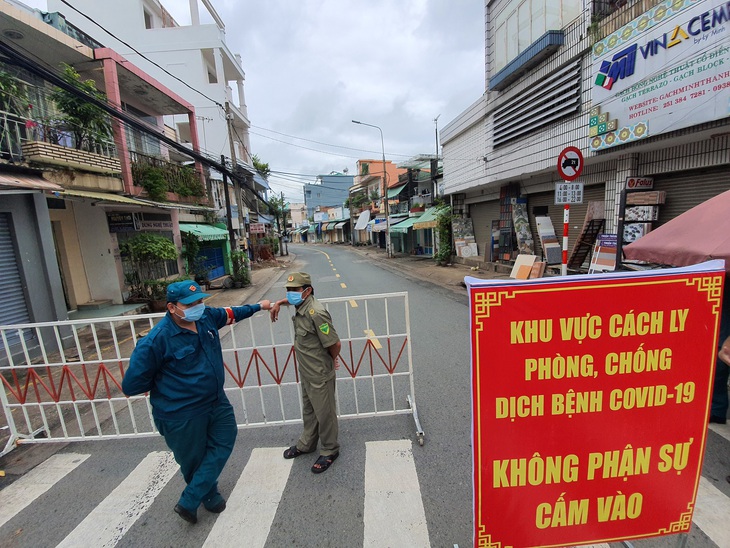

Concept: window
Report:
left=493, top=0, right=581, bottom=73
left=143, top=9, right=153, bottom=29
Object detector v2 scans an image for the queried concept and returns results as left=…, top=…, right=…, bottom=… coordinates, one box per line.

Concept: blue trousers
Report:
left=154, top=398, right=237, bottom=512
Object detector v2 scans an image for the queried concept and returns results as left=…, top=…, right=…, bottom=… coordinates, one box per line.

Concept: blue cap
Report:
left=166, top=280, right=210, bottom=304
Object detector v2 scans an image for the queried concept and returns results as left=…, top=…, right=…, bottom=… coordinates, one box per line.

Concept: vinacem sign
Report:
left=590, top=0, right=730, bottom=151
left=467, top=261, right=724, bottom=547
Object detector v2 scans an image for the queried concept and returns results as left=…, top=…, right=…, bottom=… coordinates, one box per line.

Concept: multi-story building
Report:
left=0, top=0, right=215, bottom=327
left=45, top=0, right=267, bottom=238
left=442, top=0, right=730, bottom=268
left=303, top=172, right=354, bottom=220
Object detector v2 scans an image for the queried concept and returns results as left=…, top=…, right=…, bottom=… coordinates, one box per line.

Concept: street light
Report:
left=352, top=119, right=391, bottom=258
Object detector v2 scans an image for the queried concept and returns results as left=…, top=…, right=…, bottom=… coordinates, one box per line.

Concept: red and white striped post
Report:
left=562, top=204, right=570, bottom=276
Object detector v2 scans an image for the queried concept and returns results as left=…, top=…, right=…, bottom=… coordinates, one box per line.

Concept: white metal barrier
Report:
left=0, top=292, right=424, bottom=456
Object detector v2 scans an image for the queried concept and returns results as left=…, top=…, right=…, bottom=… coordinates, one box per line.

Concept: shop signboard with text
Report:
left=590, top=0, right=730, bottom=150
left=467, top=261, right=724, bottom=547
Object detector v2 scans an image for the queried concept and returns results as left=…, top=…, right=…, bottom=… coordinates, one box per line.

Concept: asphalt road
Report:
left=0, top=243, right=728, bottom=548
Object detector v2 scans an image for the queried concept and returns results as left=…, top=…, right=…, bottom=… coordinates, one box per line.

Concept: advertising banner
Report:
left=467, top=261, right=725, bottom=547
left=590, top=0, right=730, bottom=150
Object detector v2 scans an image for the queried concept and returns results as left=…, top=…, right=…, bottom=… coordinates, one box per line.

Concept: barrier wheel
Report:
left=418, top=435, right=424, bottom=446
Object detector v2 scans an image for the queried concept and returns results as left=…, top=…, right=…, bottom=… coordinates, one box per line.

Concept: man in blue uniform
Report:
left=123, top=280, right=271, bottom=524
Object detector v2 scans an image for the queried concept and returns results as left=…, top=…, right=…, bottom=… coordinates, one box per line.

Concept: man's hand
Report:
left=270, top=302, right=281, bottom=322
left=719, top=336, right=730, bottom=366
left=334, top=356, right=340, bottom=370
left=258, top=299, right=272, bottom=311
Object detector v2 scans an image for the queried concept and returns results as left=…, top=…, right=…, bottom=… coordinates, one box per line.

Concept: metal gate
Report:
left=0, top=292, right=423, bottom=456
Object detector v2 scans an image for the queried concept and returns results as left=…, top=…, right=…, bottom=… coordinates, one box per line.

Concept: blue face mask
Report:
left=177, top=302, right=205, bottom=322
left=286, top=291, right=304, bottom=306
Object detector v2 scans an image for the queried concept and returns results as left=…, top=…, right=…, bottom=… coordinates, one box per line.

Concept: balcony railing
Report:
left=0, top=110, right=118, bottom=163
left=130, top=150, right=206, bottom=201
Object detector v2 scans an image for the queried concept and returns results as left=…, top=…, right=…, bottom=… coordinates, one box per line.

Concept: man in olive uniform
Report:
left=270, top=272, right=341, bottom=473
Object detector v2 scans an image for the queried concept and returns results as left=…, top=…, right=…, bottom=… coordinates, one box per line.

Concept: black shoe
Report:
left=174, top=504, right=198, bottom=524
left=206, top=499, right=226, bottom=513
left=709, top=415, right=727, bottom=424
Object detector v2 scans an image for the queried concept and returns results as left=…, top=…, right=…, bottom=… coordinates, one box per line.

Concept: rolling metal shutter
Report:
left=0, top=213, right=31, bottom=345
left=469, top=199, right=502, bottom=258
left=652, top=168, right=730, bottom=224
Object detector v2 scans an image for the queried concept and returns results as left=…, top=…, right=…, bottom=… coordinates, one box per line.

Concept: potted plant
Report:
left=119, top=233, right=179, bottom=303
left=230, top=250, right=250, bottom=288
left=143, top=279, right=168, bottom=312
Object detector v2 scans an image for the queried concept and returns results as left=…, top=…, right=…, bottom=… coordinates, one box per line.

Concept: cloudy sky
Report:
left=23, top=0, right=486, bottom=202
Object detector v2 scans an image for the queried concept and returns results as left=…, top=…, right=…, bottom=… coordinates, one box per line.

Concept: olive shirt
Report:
left=292, top=294, right=340, bottom=383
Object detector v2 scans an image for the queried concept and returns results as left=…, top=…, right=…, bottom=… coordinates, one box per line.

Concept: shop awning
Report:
left=136, top=199, right=217, bottom=212
left=0, top=173, right=63, bottom=191
left=371, top=219, right=387, bottom=232
left=325, top=222, right=337, bottom=230
left=179, top=223, right=229, bottom=241
left=320, top=222, right=330, bottom=230
left=335, top=221, right=348, bottom=229
left=354, top=210, right=371, bottom=230
left=59, top=189, right=149, bottom=205
left=308, top=225, right=316, bottom=233
left=390, top=216, right=419, bottom=234
left=413, top=206, right=443, bottom=230
left=387, top=184, right=407, bottom=199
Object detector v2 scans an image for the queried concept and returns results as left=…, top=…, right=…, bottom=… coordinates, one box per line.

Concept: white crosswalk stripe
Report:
left=203, top=447, right=292, bottom=548
left=1, top=438, right=730, bottom=547
left=0, top=453, right=90, bottom=529
left=56, top=451, right=178, bottom=548
left=364, top=440, right=430, bottom=547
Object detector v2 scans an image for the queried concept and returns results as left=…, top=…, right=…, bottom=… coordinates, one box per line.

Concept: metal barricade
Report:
left=0, top=292, right=424, bottom=456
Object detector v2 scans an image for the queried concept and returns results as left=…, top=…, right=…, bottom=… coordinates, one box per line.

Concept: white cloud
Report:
left=20, top=0, right=485, bottom=201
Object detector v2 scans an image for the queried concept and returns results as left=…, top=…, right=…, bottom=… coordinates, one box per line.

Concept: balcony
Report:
left=130, top=151, right=207, bottom=203
left=1, top=110, right=119, bottom=173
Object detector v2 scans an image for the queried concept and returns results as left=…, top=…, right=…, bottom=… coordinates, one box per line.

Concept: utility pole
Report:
left=225, top=101, right=243, bottom=250
left=280, top=190, right=289, bottom=256
left=433, top=114, right=440, bottom=199
left=221, top=155, right=236, bottom=253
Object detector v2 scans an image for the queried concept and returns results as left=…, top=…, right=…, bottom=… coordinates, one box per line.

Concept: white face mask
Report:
left=174, top=302, right=205, bottom=322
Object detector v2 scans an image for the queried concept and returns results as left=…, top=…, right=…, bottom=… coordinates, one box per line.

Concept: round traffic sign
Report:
left=557, top=146, right=584, bottom=181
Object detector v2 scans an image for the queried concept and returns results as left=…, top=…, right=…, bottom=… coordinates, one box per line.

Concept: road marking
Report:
left=336, top=273, right=340, bottom=278
left=0, top=452, right=90, bottom=528
left=340, top=283, right=347, bottom=289
left=349, top=300, right=358, bottom=308
left=709, top=422, right=730, bottom=442
left=693, top=476, right=730, bottom=547
left=364, top=440, right=429, bottom=548
left=57, top=451, right=178, bottom=548
left=364, top=329, right=382, bottom=349
left=204, top=447, right=292, bottom=548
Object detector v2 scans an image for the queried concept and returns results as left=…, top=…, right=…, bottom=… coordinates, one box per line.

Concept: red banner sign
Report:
left=468, top=263, right=725, bottom=547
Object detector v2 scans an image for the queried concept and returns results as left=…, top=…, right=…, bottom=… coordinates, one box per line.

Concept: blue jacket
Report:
left=122, top=304, right=261, bottom=420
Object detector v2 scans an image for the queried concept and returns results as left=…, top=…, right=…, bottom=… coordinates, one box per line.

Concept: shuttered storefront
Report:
left=527, top=184, right=606, bottom=261
left=0, top=213, right=31, bottom=347
left=468, top=199, right=502, bottom=258
left=652, top=168, right=730, bottom=224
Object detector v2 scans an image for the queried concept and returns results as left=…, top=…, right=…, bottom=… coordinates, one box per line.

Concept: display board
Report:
left=467, top=261, right=725, bottom=547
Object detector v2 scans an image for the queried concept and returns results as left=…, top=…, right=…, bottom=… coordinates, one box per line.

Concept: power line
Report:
left=57, top=0, right=224, bottom=110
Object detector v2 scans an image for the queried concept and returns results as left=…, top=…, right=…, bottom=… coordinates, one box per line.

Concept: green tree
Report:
left=252, top=154, right=270, bottom=180
left=50, top=64, right=112, bottom=151
left=268, top=194, right=289, bottom=256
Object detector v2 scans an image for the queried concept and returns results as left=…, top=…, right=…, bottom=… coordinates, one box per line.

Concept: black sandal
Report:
left=311, top=452, right=339, bottom=473
left=283, top=445, right=311, bottom=459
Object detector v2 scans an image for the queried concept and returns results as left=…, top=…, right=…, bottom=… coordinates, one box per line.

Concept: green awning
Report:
left=308, top=225, right=316, bottom=233
left=179, top=223, right=229, bottom=241
left=386, top=184, right=407, bottom=198
left=413, top=206, right=443, bottom=230
left=390, top=216, right=419, bottom=234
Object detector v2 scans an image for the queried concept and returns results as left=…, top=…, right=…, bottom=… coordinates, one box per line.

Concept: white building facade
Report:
left=442, top=0, right=730, bottom=267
